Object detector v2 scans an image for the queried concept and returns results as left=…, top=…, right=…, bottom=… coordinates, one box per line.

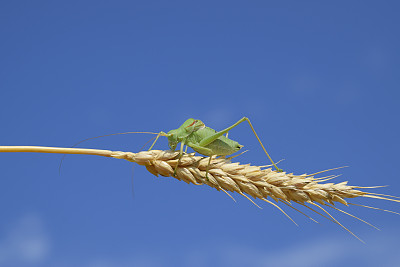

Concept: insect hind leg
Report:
left=199, top=117, right=282, bottom=172
left=241, top=117, right=282, bottom=172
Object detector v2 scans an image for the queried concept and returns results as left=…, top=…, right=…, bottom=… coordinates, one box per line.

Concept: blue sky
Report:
left=0, top=1, right=399, bottom=266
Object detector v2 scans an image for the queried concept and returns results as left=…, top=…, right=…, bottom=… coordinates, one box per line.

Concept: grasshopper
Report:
left=149, top=117, right=282, bottom=177
left=60, top=117, right=282, bottom=178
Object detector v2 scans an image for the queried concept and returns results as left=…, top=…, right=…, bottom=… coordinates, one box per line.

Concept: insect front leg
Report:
left=148, top=131, right=165, bottom=150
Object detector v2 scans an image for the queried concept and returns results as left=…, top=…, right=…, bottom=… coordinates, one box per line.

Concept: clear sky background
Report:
left=0, top=1, right=399, bottom=266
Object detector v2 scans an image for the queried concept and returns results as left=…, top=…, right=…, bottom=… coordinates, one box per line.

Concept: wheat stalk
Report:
left=1, top=146, right=399, bottom=242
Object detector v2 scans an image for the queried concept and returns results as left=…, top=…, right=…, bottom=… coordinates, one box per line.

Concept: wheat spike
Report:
left=111, top=149, right=400, bottom=240
left=112, top=149, right=370, bottom=204
left=1, top=146, right=399, bottom=241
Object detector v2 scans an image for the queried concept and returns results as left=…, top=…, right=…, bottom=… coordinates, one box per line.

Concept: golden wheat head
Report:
left=1, top=146, right=398, bottom=242
left=111, top=149, right=400, bottom=242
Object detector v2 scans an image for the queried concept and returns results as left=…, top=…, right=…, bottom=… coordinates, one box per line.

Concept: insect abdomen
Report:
left=191, top=127, right=242, bottom=156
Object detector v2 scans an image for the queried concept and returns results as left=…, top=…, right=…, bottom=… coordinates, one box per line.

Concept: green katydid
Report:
left=60, top=117, right=282, bottom=178
left=148, top=117, right=282, bottom=177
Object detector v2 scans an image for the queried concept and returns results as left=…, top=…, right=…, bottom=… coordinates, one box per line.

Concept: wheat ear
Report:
left=1, top=146, right=399, bottom=242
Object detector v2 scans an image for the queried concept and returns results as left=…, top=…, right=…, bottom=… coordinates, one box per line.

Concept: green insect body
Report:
left=166, top=118, right=243, bottom=157
left=61, top=117, right=281, bottom=177
left=149, top=117, right=282, bottom=177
